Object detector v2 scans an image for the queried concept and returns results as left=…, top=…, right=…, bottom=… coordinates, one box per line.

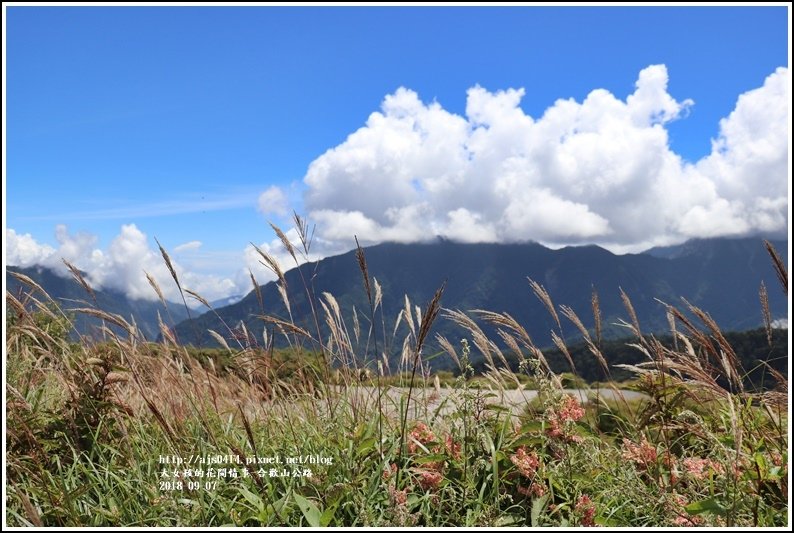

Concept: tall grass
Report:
left=5, top=230, right=789, bottom=527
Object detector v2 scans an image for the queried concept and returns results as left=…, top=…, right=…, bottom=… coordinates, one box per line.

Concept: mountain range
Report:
left=5, top=237, right=787, bottom=368
left=6, top=265, right=188, bottom=340
left=170, top=236, right=788, bottom=368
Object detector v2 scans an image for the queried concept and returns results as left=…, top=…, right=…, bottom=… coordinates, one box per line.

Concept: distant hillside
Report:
left=6, top=265, right=188, bottom=340
left=171, top=237, right=787, bottom=370
left=497, top=327, right=788, bottom=390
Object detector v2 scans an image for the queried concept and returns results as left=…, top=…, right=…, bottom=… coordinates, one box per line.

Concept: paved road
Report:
left=333, top=386, right=647, bottom=418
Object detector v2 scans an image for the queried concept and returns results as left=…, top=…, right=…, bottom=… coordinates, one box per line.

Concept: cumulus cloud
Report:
left=6, top=225, right=239, bottom=307
left=302, top=65, right=789, bottom=251
left=7, top=65, right=789, bottom=305
left=6, top=229, right=56, bottom=267
left=174, top=240, right=203, bottom=253
left=257, top=185, right=289, bottom=217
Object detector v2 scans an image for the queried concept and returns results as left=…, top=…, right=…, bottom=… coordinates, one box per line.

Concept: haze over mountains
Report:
left=6, top=237, right=787, bottom=363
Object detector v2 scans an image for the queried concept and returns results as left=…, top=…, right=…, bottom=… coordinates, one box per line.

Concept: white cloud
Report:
left=6, top=229, right=56, bottom=267
left=6, top=225, right=240, bottom=307
left=301, top=65, right=789, bottom=252
left=174, top=240, right=203, bottom=253
left=6, top=65, right=789, bottom=307
left=257, top=185, right=289, bottom=217
left=239, top=226, right=348, bottom=289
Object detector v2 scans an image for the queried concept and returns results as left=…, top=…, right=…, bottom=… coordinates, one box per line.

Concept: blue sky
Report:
left=5, top=6, right=790, bottom=302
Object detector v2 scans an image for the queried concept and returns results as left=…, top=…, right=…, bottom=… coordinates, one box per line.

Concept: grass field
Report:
left=5, top=227, right=789, bottom=527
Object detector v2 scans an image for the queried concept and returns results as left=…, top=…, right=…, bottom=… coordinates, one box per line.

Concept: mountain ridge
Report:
left=6, top=265, right=189, bottom=340
left=170, top=237, right=788, bottom=369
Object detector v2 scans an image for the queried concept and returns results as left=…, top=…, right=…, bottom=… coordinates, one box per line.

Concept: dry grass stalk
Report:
left=496, top=329, right=522, bottom=362
left=528, top=278, right=561, bottom=331
left=251, top=243, right=286, bottom=288
left=155, top=238, right=182, bottom=292
left=18, top=491, right=43, bottom=528
left=559, top=305, right=590, bottom=343
left=270, top=222, right=297, bottom=263
left=666, top=309, right=679, bottom=351
left=62, top=259, right=97, bottom=304
left=619, top=288, right=641, bottom=338
left=474, top=310, right=535, bottom=352
left=397, top=282, right=446, bottom=483
left=158, top=313, right=177, bottom=346
left=560, top=305, right=610, bottom=378
left=663, top=304, right=718, bottom=366
left=373, top=278, right=383, bottom=311
left=249, top=269, right=264, bottom=313
left=208, top=330, right=231, bottom=352
left=435, top=334, right=460, bottom=368
left=416, top=282, right=445, bottom=352
left=404, top=295, right=416, bottom=338
left=591, top=287, right=602, bottom=346
left=237, top=404, right=258, bottom=455
left=354, top=236, right=373, bottom=306
left=758, top=361, right=787, bottom=392
left=444, top=309, right=495, bottom=369
left=9, top=271, right=56, bottom=305
left=71, top=307, right=133, bottom=334
left=257, top=315, right=313, bottom=341
left=764, top=239, right=788, bottom=293
left=145, top=271, right=166, bottom=305
left=759, top=281, right=773, bottom=347
left=292, top=211, right=315, bottom=257
left=683, top=299, right=743, bottom=393
left=492, top=339, right=510, bottom=370
left=274, top=283, right=291, bottom=318
left=185, top=288, right=211, bottom=309
left=551, top=331, right=576, bottom=374
left=392, top=308, right=404, bottom=340
left=6, top=292, right=28, bottom=319
left=352, top=306, right=361, bottom=344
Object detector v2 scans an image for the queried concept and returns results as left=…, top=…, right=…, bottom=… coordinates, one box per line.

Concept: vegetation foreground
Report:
left=5, top=223, right=789, bottom=527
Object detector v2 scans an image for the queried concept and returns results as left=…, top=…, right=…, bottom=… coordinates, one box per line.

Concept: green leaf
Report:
left=531, top=494, right=549, bottom=526
left=685, top=497, right=726, bottom=516
left=319, top=501, right=338, bottom=527
left=495, top=514, right=523, bottom=526
left=356, top=437, right=377, bottom=456
left=413, top=453, right=447, bottom=464
left=512, top=435, right=545, bottom=448
left=517, top=421, right=544, bottom=433
left=754, top=451, right=767, bottom=475
left=238, top=486, right=263, bottom=512
left=293, top=493, right=321, bottom=527
left=595, top=516, right=621, bottom=527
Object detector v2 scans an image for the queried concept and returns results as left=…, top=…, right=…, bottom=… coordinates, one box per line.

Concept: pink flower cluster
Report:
left=672, top=494, right=705, bottom=526
left=389, top=485, right=408, bottom=506
left=682, top=457, right=723, bottom=480
left=408, top=422, right=436, bottom=454
left=510, top=446, right=540, bottom=478
left=382, top=463, right=397, bottom=480
left=417, top=469, right=443, bottom=491
left=558, top=395, right=585, bottom=423
left=622, top=436, right=658, bottom=470
left=404, top=422, right=460, bottom=492
left=575, top=495, right=596, bottom=527
left=517, top=482, right=546, bottom=498
left=545, top=395, right=585, bottom=442
left=445, top=434, right=461, bottom=460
